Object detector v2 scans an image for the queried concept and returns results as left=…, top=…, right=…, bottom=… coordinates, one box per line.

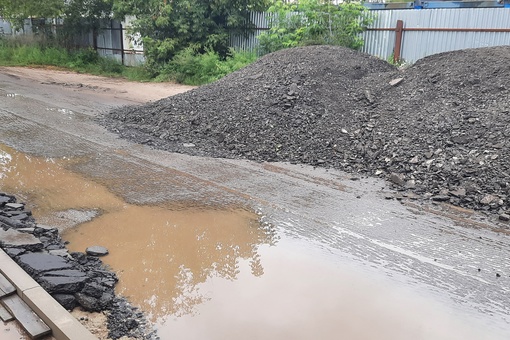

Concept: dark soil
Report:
left=101, top=45, right=510, bottom=217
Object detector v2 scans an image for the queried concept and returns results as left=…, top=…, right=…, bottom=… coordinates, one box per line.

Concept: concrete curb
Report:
left=0, top=249, right=98, bottom=340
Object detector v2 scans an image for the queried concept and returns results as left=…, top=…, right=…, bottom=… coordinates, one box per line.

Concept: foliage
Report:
left=113, top=0, right=269, bottom=71
left=258, top=0, right=373, bottom=55
left=0, top=0, right=64, bottom=29
left=156, top=47, right=258, bottom=85
left=386, top=52, right=408, bottom=67
left=58, top=0, right=115, bottom=47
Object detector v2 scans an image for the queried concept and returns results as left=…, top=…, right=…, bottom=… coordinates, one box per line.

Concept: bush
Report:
left=157, top=48, right=258, bottom=85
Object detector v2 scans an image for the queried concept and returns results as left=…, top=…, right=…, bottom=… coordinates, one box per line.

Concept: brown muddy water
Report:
left=0, top=144, right=505, bottom=340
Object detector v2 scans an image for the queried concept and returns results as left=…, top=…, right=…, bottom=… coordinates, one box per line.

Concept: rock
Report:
left=48, top=249, right=71, bottom=258
left=82, top=282, right=105, bottom=299
left=0, top=215, right=25, bottom=228
left=364, top=90, right=374, bottom=103
left=4, top=247, right=25, bottom=257
left=450, top=188, right=466, bottom=198
left=5, top=203, right=24, bottom=210
left=0, top=229, right=43, bottom=252
left=0, top=196, right=11, bottom=205
left=75, top=293, right=102, bottom=312
left=44, top=270, right=88, bottom=278
left=10, top=213, right=29, bottom=221
left=86, top=246, right=109, bottom=257
left=98, top=292, right=115, bottom=309
left=389, top=173, right=405, bottom=186
left=18, top=253, right=74, bottom=276
left=389, top=78, right=404, bottom=86
left=431, top=195, right=450, bottom=202
left=499, top=214, right=510, bottom=221
left=52, top=294, right=77, bottom=311
left=405, top=180, right=416, bottom=189
left=39, top=275, right=88, bottom=294
left=480, top=194, right=498, bottom=205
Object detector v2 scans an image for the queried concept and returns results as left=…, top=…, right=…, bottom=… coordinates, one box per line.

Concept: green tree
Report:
left=59, top=0, right=115, bottom=47
left=0, top=0, right=64, bottom=29
left=258, top=0, right=373, bottom=55
left=113, top=0, right=269, bottom=71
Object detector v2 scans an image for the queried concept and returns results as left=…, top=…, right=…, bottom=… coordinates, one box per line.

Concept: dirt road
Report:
left=0, top=67, right=509, bottom=340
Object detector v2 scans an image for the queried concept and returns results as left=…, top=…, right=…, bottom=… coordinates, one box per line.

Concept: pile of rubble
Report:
left=102, top=45, right=510, bottom=218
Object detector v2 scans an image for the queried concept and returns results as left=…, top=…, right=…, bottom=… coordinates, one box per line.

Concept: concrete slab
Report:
left=0, top=250, right=98, bottom=340
left=0, top=303, right=14, bottom=321
left=0, top=272, right=16, bottom=297
left=18, top=253, right=73, bottom=276
left=23, top=287, right=97, bottom=340
left=0, top=250, right=39, bottom=294
left=0, top=229, right=43, bottom=251
left=1, top=293, right=51, bottom=339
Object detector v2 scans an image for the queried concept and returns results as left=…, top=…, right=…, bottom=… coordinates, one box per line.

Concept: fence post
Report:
left=394, top=20, right=404, bottom=63
left=119, top=22, right=125, bottom=66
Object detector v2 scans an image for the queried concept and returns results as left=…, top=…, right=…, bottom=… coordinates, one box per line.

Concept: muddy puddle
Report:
left=1, top=143, right=508, bottom=340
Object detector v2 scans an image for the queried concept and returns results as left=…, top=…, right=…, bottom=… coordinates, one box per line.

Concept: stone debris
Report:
left=85, top=246, right=109, bottom=257
left=101, top=45, right=510, bottom=218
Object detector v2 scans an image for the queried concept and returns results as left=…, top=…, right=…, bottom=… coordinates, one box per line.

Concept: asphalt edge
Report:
left=0, top=249, right=98, bottom=340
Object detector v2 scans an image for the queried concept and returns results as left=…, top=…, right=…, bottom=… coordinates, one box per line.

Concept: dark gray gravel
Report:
left=101, top=45, right=510, bottom=216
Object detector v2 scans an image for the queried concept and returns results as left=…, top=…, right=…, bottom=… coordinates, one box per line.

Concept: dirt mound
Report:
left=101, top=45, right=510, bottom=215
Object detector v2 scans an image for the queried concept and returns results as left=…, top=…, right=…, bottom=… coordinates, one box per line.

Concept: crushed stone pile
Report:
left=101, top=45, right=510, bottom=216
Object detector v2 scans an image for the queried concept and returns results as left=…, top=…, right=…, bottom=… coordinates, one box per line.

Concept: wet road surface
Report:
left=0, top=68, right=509, bottom=339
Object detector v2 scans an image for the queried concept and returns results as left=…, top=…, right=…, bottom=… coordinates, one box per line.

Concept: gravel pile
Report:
left=101, top=45, right=510, bottom=216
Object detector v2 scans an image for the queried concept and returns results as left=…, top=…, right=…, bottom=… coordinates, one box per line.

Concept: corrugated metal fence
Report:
left=363, top=8, right=510, bottom=63
left=231, top=8, right=510, bottom=63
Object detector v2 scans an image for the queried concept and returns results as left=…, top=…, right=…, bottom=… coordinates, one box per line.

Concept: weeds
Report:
left=155, top=47, right=258, bottom=85
left=0, top=36, right=151, bottom=81
left=0, top=36, right=257, bottom=85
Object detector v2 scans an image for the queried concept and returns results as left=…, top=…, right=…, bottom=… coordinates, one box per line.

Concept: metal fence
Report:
left=230, top=8, right=510, bottom=63
left=363, top=8, right=510, bottom=63
left=70, top=20, right=144, bottom=67
left=2, top=7, right=510, bottom=65
left=0, top=18, right=144, bottom=66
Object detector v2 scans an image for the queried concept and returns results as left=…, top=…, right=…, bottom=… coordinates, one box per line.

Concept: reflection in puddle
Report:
left=63, top=206, right=271, bottom=319
left=163, top=237, right=510, bottom=340
left=0, top=143, right=275, bottom=323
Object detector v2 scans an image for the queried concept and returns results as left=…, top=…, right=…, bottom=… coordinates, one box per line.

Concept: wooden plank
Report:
left=0, top=303, right=14, bottom=322
left=0, top=272, right=16, bottom=297
left=1, top=294, right=51, bottom=339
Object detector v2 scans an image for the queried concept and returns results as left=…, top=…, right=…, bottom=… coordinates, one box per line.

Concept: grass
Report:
left=0, top=37, right=153, bottom=81
left=0, top=36, right=258, bottom=85
left=155, top=47, right=258, bottom=85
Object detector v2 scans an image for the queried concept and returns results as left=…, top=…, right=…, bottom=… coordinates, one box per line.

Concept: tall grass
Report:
left=0, top=36, right=152, bottom=81
left=0, top=36, right=258, bottom=85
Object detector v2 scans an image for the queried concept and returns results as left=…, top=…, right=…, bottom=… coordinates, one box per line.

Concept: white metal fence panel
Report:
left=229, top=12, right=268, bottom=53
left=0, top=18, right=33, bottom=35
left=362, top=8, right=510, bottom=63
